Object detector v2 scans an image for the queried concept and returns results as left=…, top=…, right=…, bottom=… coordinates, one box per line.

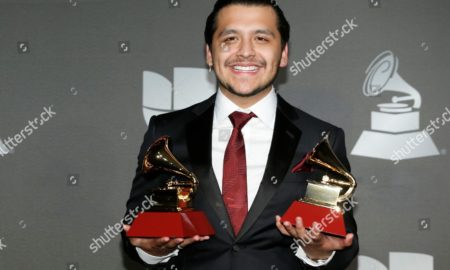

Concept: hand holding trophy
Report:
left=281, top=133, right=357, bottom=237
left=126, top=136, right=215, bottom=238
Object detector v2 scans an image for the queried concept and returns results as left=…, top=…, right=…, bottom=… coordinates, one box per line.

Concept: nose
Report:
left=236, top=37, right=255, bottom=58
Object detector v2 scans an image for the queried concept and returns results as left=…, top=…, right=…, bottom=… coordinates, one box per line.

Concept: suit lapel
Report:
left=236, top=96, right=302, bottom=240
left=185, top=96, right=235, bottom=239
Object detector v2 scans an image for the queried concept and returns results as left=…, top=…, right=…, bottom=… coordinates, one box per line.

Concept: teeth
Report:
left=233, top=66, right=258, bottom=72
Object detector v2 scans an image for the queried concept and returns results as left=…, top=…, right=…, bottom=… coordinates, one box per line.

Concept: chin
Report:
left=229, top=86, right=268, bottom=98
left=219, top=77, right=273, bottom=99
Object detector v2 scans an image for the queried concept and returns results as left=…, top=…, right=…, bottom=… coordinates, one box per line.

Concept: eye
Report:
left=256, top=36, right=269, bottom=42
left=223, top=36, right=238, bottom=43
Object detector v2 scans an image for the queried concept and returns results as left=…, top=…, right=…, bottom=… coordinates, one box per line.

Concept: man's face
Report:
left=206, top=4, right=288, bottom=107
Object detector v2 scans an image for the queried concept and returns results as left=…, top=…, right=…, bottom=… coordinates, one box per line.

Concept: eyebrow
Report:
left=218, top=29, right=238, bottom=37
left=218, top=28, right=276, bottom=37
left=254, top=29, right=275, bottom=37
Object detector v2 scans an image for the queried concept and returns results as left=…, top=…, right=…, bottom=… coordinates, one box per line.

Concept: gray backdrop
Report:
left=1, top=0, right=449, bottom=269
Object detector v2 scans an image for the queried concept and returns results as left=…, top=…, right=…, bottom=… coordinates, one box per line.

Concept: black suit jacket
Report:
left=122, top=94, right=358, bottom=270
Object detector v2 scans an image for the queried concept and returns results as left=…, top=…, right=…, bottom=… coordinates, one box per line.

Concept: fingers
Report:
left=327, top=233, right=354, bottom=250
left=178, top=235, right=210, bottom=248
left=319, top=233, right=354, bottom=252
left=128, top=235, right=210, bottom=252
left=124, top=219, right=211, bottom=256
left=344, top=233, right=354, bottom=247
left=308, top=222, right=324, bottom=242
left=283, top=218, right=300, bottom=239
left=296, top=217, right=309, bottom=240
left=275, top=216, right=309, bottom=240
left=275, top=215, right=355, bottom=260
left=275, top=215, right=290, bottom=236
left=129, top=236, right=164, bottom=248
left=151, top=235, right=209, bottom=250
left=275, top=216, right=353, bottom=247
left=164, top=238, right=185, bottom=249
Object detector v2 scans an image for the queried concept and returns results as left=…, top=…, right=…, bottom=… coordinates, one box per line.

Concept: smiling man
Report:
left=122, top=0, right=358, bottom=269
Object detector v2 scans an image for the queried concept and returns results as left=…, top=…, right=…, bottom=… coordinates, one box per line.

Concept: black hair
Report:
left=204, top=0, right=290, bottom=47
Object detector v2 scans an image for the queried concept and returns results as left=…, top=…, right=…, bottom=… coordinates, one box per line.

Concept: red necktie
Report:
left=222, top=111, right=256, bottom=235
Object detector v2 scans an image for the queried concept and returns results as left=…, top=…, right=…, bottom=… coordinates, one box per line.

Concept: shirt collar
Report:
left=214, top=87, right=277, bottom=129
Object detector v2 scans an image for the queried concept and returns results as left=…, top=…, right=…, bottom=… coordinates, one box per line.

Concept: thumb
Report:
left=343, top=233, right=354, bottom=247
left=123, top=224, right=131, bottom=232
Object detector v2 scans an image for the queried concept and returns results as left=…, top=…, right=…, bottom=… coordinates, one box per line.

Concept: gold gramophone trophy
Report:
left=281, top=133, right=357, bottom=237
left=126, top=136, right=215, bottom=238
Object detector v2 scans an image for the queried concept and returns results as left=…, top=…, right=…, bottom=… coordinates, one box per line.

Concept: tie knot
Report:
left=229, top=111, right=256, bottom=130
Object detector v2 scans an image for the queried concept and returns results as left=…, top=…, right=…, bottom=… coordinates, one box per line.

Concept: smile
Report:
left=232, top=65, right=259, bottom=72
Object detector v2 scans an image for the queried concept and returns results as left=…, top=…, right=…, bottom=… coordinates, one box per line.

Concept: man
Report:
left=122, top=0, right=358, bottom=269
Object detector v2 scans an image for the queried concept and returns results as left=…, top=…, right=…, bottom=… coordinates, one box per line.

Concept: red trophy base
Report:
left=281, top=201, right=346, bottom=237
left=126, top=211, right=215, bottom=238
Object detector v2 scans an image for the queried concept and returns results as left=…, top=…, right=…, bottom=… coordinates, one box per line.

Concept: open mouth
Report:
left=231, top=65, right=261, bottom=74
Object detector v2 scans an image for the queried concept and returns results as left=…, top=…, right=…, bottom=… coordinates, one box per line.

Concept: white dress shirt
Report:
left=136, top=88, right=334, bottom=266
left=212, top=87, right=276, bottom=209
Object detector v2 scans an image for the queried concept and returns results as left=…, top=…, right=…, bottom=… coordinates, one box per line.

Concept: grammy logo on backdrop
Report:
left=351, top=50, right=439, bottom=161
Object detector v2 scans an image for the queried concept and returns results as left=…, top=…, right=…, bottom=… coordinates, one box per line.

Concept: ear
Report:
left=279, top=43, right=289, bottom=68
left=205, top=44, right=213, bottom=67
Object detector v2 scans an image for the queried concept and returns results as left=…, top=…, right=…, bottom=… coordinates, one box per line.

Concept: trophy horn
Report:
left=306, top=134, right=357, bottom=203
left=142, top=136, right=199, bottom=192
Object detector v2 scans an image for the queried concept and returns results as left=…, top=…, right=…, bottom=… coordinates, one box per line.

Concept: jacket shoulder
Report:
left=150, top=93, right=216, bottom=127
left=278, top=94, right=342, bottom=131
